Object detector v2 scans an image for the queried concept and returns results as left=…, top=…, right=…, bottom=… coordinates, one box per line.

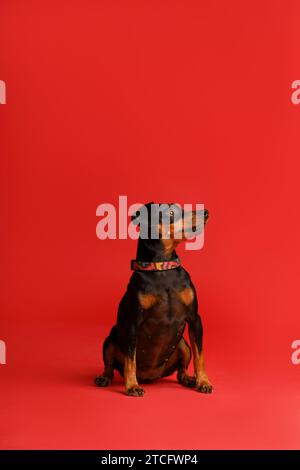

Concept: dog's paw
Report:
left=94, top=375, right=112, bottom=387
left=196, top=381, right=213, bottom=394
left=126, top=386, right=145, bottom=397
left=177, top=374, right=196, bottom=388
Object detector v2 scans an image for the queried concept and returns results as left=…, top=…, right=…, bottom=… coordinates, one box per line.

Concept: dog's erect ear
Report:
left=131, top=202, right=154, bottom=225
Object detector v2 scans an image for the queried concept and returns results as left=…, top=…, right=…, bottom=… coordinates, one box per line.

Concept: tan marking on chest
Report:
left=138, top=293, right=158, bottom=310
left=178, top=287, right=194, bottom=306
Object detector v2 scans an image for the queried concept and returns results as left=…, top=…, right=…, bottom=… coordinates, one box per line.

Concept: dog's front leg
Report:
left=121, top=323, right=144, bottom=397
left=188, top=314, right=213, bottom=393
left=124, top=350, right=144, bottom=397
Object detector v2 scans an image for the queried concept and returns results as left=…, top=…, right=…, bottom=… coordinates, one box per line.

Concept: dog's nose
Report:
left=204, top=209, right=209, bottom=219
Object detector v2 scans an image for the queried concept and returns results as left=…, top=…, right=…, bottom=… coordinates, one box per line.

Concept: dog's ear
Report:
left=131, top=202, right=154, bottom=225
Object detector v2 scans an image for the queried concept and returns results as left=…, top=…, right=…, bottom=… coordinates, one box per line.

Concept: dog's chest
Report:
left=132, top=269, right=195, bottom=343
left=139, top=282, right=192, bottom=312
left=135, top=288, right=191, bottom=373
left=136, top=285, right=194, bottom=340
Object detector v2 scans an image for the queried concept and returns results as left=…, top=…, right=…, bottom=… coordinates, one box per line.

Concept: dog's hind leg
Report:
left=176, top=337, right=196, bottom=388
left=95, top=334, right=116, bottom=387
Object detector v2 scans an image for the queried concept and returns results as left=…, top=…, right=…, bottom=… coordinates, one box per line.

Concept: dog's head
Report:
left=131, top=202, right=208, bottom=253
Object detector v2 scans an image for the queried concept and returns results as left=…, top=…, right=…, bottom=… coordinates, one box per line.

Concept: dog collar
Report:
left=131, top=258, right=181, bottom=271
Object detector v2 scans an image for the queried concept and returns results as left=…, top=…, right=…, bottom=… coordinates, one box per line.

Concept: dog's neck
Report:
left=136, top=238, right=178, bottom=262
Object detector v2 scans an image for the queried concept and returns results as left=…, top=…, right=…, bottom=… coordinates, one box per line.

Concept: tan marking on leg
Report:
left=176, top=338, right=196, bottom=388
left=95, top=342, right=115, bottom=387
left=124, top=352, right=144, bottom=397
left=124, top=353, right=138, bottom=389
left=189, top=331, right=213, bottom=393
left=178, top=287, right=194, bottom=306
left=138, top=293, right=157, bottom=310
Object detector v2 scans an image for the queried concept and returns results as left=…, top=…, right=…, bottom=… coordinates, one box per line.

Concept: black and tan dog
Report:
left=95, top=203, right=213, bottom=397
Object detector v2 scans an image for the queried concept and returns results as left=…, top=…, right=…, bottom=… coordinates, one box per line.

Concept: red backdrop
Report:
left=1, top=0, right=299, bottom=449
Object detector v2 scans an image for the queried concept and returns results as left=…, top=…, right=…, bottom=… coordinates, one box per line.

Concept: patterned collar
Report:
left=131, top=258, right=181, bottom=272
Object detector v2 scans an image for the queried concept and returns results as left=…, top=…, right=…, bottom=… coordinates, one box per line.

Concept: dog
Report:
left=95, top=202, right=213, bottom=397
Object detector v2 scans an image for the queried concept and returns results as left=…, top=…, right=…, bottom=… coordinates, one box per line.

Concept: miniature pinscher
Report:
left=95, top=203, right=213, bottom=397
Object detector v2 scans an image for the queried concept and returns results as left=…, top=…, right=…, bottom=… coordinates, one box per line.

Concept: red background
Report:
left=1, top=0, right=299, bottom=449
